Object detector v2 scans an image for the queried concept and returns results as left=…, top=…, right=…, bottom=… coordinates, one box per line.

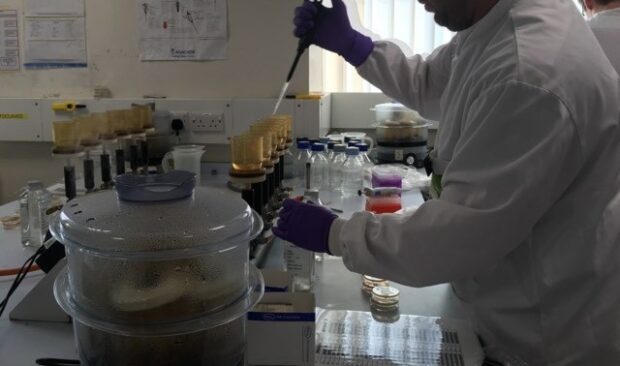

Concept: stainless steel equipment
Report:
left=51, top=171, right=264, bottom=366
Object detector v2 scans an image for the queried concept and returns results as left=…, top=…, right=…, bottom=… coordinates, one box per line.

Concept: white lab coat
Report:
left=327, top=0, right=620, bottom=364
left=589, top=8, right=620, bottom=76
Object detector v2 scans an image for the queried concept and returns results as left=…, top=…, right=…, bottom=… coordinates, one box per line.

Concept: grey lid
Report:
left=334, top=144, right=347, bottom=153
left=50, top=186, right=262, bottom=258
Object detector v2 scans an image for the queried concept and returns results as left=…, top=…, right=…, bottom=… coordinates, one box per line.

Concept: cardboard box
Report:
left=247, top=292, right=315, bottom=366
left=261, top=270, right=294, bottom=293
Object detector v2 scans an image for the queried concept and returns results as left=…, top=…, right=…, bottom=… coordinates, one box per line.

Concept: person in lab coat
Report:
left=273, top=0, right=620, bottom=364
left=581, top=0, right=620, bottom=73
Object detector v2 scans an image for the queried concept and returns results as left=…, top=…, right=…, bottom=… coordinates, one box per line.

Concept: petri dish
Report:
left=370, top=286, right=400, bottom=312
left=362, top=275, right=389, bottom=295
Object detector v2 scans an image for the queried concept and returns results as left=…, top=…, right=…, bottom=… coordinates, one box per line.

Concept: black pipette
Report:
left=273, top=0, right=329, bottom=115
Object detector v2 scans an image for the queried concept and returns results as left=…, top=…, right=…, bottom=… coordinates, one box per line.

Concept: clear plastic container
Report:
left=231, top=134, right=263, bottom=173
left=75, top=115, right=102, bottom=147
left=330, top=144, right=347, bottom=190
left=309, top=143, right=330, bottom=190
left=327, top=141, right=336, bottom=161
left=52, top=120, right=80, bottom=154
left=356, top=143, right=373, bottom=167
left=50, top=176, right=265, bottom=366
left=21, top=181, right=51, bottom=248
left=107, top=110, right=130, bottom=137
left=342, top=147, right=363, bottom=196
left=92, top=112, right=115, bottom=141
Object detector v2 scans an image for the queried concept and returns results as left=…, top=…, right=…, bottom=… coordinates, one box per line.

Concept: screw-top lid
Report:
left=334, top=144, right=347, bottom=153
left=345, top=146, right=360, bottom=156
left=311, top=143, right=326, bottom=152
left=296, top=137, right=309, bottom=143
left=297, top=140, right=311, bottom=149
left=50, top=172, right=263, bottom=258
left=356, top=143, right=369, bottom=152
left=327, top=142, right=335, bottom=150
left=348, top=140, right=361, bottom=147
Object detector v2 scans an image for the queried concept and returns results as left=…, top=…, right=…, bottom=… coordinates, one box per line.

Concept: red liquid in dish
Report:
left=366, top=197, right=402, bottom=214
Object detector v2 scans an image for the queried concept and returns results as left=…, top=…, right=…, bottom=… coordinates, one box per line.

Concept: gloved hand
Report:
left=273, top=199, right=338, bottom=253
left=294, top=0, right=374, bottom=67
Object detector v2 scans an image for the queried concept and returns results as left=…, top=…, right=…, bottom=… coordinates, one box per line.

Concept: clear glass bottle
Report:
left=295, top=141, right=312, bottom=186
left=330, top=144, right=347, bottom=190
left=356, top=143, right=373, bottom=167
left=310, top=143, right=330, bottom=190
left=284, top=241, right=315, bottom=292
left=341, top=147, right=364, bottom=196
left=21, top=181, right=51, bottom=248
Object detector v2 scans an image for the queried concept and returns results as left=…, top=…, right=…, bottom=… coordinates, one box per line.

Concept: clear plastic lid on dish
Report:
left=50, top=176, right=263, bottom=258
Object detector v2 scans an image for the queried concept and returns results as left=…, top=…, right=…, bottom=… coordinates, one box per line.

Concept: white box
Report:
left=261, top=270, right=294, bottom=293
left=247, top=292, right=315, bottom=366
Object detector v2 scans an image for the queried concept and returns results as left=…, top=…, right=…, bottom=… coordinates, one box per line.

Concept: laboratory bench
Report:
left=0, top=164, right=472, bottom=365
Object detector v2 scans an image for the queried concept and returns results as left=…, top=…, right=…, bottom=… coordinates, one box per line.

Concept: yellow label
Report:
left=0, top=113, right=27, bottom=119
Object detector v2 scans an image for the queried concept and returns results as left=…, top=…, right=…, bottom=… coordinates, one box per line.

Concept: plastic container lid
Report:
left=50, top=179, right=263, bottom=259
left=345, top=147, right=360, bottom=156
left=373, top=102, right=411, bottom=112
left=333, top=144, right=347, bottom=153
left=311, top=143, right=326, bottom=152
left=297, top=140, right=311, bottom=149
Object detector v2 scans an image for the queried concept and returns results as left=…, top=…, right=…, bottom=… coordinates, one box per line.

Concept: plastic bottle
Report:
left=330, top=144, right=347, bottom=190
left=341, top=147, right=364, bottom=196
left=295, top=141, right=312, bottom=186
left=310, top=143, right=330, bottom=190
left=21, top=181, right=51, bottom=248
left=284, top=241, right=315, bottom=292
left=356, top=143, right=373, bottom=167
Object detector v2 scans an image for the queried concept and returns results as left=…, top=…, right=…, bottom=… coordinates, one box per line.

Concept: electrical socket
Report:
left=188, top=112, right=225, bottom=133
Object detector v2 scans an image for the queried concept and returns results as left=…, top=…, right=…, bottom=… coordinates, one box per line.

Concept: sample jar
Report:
left=231, top=134, right=263, bottom=172
left=52, top=120, right=80, bottom=154
left=92, top=112, right=116, bottom=141
left=75, top=115, right=101, bottom=147
left=107, top=110, right=130, bottom=137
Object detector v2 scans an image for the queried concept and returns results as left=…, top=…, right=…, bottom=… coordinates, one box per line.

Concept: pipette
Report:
left=273, top=0, right=328, bottom=115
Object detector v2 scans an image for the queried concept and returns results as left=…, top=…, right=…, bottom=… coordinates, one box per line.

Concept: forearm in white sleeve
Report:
left=356, top=39, right=456, bottom=120
left=329, top=81, right=582, bottom=287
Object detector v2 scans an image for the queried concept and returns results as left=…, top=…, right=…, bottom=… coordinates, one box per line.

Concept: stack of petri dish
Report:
left=362, top=275, right=389, bottom=295
left=370, top=286, right=400, bottom=313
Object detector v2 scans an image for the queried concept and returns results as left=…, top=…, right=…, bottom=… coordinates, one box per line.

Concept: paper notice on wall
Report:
left=24, top=0, right=85, bottom=17
left=0, top=10, right=20, bottom=71
left=24, top=17, right=87, bottom=69
left=137, top=0, right=228, bottom=61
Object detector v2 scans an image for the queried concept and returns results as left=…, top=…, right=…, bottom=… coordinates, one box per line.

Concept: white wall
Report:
left=0, top=0, right=308, bottom=99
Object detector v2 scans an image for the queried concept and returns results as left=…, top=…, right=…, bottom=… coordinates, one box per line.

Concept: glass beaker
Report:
left=92, top=112, right=115, bottom=141
left=75, top=115, right=101, bottom=147
left=162, top=145, right=205, bottom=184
left=52, top=120, right=80, bottom=154
left=107, top=110, right=130, bottom=137
left=231, top=134, right=263, bottom=172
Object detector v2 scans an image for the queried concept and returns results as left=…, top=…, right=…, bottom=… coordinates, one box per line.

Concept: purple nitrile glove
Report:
left=294, top=0, right=374, bottom=67
left=273, top=199, right=338, bottom=253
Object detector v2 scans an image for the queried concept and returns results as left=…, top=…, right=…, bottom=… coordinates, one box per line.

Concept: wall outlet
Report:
left=188, top=112, right=225, bottom=132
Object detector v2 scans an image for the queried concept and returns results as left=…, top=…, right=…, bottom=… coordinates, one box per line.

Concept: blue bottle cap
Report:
left=345, top=147, right=360, bottom=156
left=297, top=141, right=311, bottom=149
left=311, top=143, right=326, bottom=152
left=356, top=143, right=369, bottom=152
